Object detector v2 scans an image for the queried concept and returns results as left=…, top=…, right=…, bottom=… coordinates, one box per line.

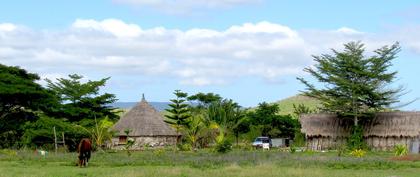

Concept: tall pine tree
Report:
left=298, top=41, right=402, bottom=126
left=164, top=90, right=191, bottom=146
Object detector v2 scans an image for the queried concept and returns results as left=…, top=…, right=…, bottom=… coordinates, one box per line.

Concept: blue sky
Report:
left=1, top=0, right=420, bottom=109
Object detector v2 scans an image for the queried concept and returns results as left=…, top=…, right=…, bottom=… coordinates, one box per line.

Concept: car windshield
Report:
left=255, top=138, right=268, bottom=142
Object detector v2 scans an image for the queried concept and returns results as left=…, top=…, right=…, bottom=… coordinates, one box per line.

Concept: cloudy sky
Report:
left=1, top=0, right=420, bottom=109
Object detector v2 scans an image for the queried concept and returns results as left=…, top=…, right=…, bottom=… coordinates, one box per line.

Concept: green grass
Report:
left=1, top=149, right=419, bottom=177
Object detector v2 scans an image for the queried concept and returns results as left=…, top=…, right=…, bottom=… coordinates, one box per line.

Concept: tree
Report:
left=164, top=90, right=191, bottom=146
left=46, top=74, right=118, bottom=126
left=90, top=116, right=115, bottom=150
left=297, top=42, right=402, bottom=127
left=207, top=99, right=245, bottom=145
left=187, top=92, right=222, bottom=108
left=22, top=115, right=89, bottom=151
left=184, top=114, right=207, bottom=150
left=0, top=64, right=57, bottom=148
left=247, top=102, right=298, bottom=138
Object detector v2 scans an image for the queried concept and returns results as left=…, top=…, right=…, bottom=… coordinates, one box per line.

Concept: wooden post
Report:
left=62, top=132, right=66, bottom=152
left=53, top=126, right=58, bottom=154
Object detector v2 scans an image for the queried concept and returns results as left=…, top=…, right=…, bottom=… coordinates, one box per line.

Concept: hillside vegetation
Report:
left=273, top=95, right=321, bottom=116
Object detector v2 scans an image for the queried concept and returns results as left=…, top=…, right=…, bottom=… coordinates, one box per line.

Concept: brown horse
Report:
left=77, top=138, right=92, bottom=167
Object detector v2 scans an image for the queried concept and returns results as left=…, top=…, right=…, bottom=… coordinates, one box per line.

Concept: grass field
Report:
left=1, top=149, right=419, bottom=177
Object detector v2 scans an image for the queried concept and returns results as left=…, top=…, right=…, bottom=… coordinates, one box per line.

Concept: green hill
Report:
left=273, top=95, right=321, bottom=116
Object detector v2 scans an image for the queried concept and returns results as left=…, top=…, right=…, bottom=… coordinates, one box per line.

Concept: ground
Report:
left=0, top=149, right=419, bottom=177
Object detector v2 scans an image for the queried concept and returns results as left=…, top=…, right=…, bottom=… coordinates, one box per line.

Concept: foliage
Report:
left=184, top=114, right=207, bottom=150
left=211, top=126, right=232, bottom=153
left=46, top=74, right=118, bottom=126
left=292, top=131, right=306, bottom=147
left=349, top=149, right=366, bottom=158
left=187, top=92, right=222, bottom=108
left=214, top=139, right=232, bottom=153
left=123, top=129, right=134, bottom=156
left=22, top=115, right=89, bottom=151
left=394, top=144, right=408, bottom=157
left=297, top=41, right=403, bottom=126
left=178, top=143, right=193, bottom=151
left=347, top=125, right=367, bottom=150
left=247, top=102, right=299, bottom=138
left=90, top=116, right=115, bottom=150
left=0, top=64, right=57, bottom=148
left=289, top=146, right=297, bottom=153
left=165, top=90, right=192, bottom=147
left=337, top=144, right=347, bottom=157
left=206, top=99, right=246, bottom=145
left=293, top=103, right=314, bottom=116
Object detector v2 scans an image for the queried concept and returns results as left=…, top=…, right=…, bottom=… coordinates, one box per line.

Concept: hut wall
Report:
left=301, top=112, right=420, bottom=151
left=307, top=136, right=416, bottom=151
left=111, top=136, right=177, bottom=150
left=306, top=136, right=347, bottom=150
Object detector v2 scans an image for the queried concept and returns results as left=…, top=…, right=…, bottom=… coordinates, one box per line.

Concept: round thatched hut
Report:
left=300, top=112, right=420, bottom=151
left=111, top=96, right=178, bottom=149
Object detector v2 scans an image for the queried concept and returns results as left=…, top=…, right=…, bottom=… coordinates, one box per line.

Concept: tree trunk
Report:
left=354, top=116, right=358, bottom=127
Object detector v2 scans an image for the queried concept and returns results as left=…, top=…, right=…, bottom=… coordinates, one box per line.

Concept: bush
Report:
left=289, top=146, right=297, bottom=153
left=214, top=139, right=232, bottom=153
left=178, top=143, right=192, bottom=151
left=153, top=148, right=165, bottom=156
left=22, top=116, right=90, bottom=151
left=393, top=144, right=408, bottom=156
left=349, top=149, right=366, bottom=158
left=0, top=149, right=17, bottom=157
left=347, top=125, right=367, bottom=150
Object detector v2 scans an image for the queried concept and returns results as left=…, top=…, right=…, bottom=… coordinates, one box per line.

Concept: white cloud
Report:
left=335, top=27, right=364, bottom=35
left=0, top=23, right=17, bottom=32
left=1, top=19, right=416, bottom=86
left=113, top=0, right=261, bottom=14
left=72, top=19, right=142, bottom=38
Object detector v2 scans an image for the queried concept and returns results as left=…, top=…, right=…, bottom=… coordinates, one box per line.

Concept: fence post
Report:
left=53, top=126, right=58, bottom=154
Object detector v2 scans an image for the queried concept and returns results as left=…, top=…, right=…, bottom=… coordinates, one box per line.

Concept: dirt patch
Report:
left=390, top=154, right=420, bottom=161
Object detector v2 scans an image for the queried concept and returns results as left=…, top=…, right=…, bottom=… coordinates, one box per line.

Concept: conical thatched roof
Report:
left=113, top=96, right=177, bottom=136
left=300, top=112, right=420, bottom=138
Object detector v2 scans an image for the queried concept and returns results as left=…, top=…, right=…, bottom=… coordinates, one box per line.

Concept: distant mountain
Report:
left=109, top=102, right=171, bottom=112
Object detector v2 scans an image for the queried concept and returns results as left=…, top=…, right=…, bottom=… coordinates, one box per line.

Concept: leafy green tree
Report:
left=188, top=92, right=222, bottom=108
left=206, top=99, right=246, bottom=145
left=22, top=115, right=89, bottom=151
left=293, top=103, right=314, bottom=117
left=184, top=114, right=207, bottom=150
left=247, top=102, right=298, bottom=138
left=46, top=74, right=118, bottom=126
left=90, top=116, right=115, bottom=150
left=298, top=42, right=402, bottom=126
left=0, top=64, right=57, bottom=148
left=165, top=90, right=191, bottom=146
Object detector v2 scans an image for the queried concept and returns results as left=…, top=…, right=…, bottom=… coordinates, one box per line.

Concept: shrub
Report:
left=289, top=146, right=297, bottom=153
left=347, top=125, right=367, bottom=150
left=178, top=143, right=192, bottom=151
left=0, top=149, right=17, bottom=156
left=214, top=139, right=232, bottom=153
left=153, top=148, right=165, bottom=156
left=337, top=144, right=347, bottom=157
left=393, top=144, right=408, bottom=156
left=349, top=149, right=366, bottom=158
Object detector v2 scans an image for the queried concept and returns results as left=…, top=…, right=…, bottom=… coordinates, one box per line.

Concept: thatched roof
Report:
left=113, top=96, right=177, bottom=137
left=300, top=112, right=420, bottom=138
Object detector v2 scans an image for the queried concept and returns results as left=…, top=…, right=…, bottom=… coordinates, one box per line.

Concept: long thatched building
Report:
left=111, top=95, right=178, bottom=149
left=300, top=112, right=420, bottom=151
